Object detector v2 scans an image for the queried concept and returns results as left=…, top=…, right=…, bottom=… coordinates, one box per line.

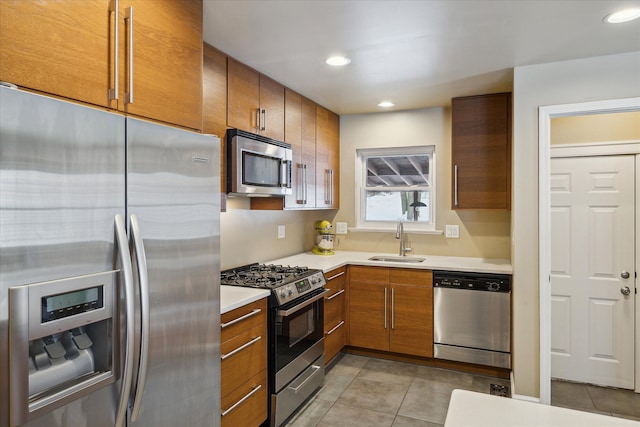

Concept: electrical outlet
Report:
left=335, top=222, right=348, bottom=234
left=277, top=225, right=285, bottom=239
left=445, top=225, right=459, bottom=238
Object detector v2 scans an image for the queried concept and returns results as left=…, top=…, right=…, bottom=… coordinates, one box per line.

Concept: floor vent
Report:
left=490, top=384, right=510, bottom=397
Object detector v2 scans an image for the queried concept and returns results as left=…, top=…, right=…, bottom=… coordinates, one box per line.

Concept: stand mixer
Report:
left=312, top=220, right=336, bottom=255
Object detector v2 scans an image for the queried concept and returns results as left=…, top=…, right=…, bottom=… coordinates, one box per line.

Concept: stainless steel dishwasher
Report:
left=433, top=270, right=511, bottom=369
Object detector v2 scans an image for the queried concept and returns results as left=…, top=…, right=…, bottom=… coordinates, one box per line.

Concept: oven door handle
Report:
left=276, top=290, right=329, bottom=317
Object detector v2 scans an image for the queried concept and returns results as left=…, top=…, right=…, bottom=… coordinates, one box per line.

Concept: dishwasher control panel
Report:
left=433, top=271, right=511, bottom=292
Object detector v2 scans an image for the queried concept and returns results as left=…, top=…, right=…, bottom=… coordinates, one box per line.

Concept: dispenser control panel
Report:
left=41, top=286, right=104, bottom=322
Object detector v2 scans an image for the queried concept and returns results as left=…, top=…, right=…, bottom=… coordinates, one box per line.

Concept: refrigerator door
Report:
left=0, top=86, right=126, bottom=427
left=126, top=118, right=220, bottom=426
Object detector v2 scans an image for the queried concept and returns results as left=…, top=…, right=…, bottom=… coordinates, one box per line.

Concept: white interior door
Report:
left=550, top=154, right=635, bottom=389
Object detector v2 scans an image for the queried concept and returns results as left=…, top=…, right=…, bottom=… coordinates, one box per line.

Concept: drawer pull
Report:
left=221, top=336, right=261, bottom=360
left=221, top=384, right=262, bottom=417
left=326, top=289, right=345, bottom=301
left=325, top=271, right=345, bottom=281
left=221, top=308, right=261, bottom=329
left=326, top=320, right=344, bottom=335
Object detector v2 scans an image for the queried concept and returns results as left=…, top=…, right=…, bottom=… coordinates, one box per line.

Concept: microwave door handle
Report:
left=281, top=160, right=292, bottom=188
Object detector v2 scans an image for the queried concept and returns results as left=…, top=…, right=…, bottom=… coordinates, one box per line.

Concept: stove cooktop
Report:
left=221, top=263, right=326, bottom=305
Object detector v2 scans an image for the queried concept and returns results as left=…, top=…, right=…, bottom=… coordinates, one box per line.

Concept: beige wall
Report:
left=551, top=111, right=640, bottom=145
left=512, top=51, right=640, bottom=398
left=220, top=199, right=332, bottom=269
left=334, top=107, right=511, bottom=259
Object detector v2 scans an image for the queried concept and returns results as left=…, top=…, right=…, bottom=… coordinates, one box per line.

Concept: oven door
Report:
left=274, top=289, right=326, bottom=390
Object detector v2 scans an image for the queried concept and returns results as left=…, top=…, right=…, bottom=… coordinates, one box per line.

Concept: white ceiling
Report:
left=202, top=0, right=640, bottom=115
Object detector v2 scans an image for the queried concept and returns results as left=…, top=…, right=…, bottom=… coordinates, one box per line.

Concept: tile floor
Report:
left=551, top=379, right=640, bottom=421
left=284, top=353, right=510, bottom=427
left=284, top=353, right=640, bottom=427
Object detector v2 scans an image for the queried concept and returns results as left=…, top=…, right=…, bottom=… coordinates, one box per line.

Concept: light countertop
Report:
left=220, top=285, right=269, bottom=314
left=221, top=251, right=512, bottom=314
left=445, top=389, right=640, bottom=426
left=268, top=251, right=512, bottom=275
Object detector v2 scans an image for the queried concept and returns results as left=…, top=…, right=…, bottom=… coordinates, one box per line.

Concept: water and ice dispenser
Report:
left=9, top=271, right=118, bottom=424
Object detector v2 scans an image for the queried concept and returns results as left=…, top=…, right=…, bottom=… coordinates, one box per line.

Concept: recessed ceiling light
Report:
left=604, top=8, right=640, bottom=23
left=378, top=101, right=395, bottom=108
left=325, top=56, right=351, bottom=66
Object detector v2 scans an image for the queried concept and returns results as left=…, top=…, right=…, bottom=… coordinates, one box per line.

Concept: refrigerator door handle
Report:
left=114, top=214, right=136, bottom=427
left=129, top=214, right=150, bottom=421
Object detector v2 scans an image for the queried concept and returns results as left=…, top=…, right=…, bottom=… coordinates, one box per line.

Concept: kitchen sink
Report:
left=368, top=256, right=425, bottom=263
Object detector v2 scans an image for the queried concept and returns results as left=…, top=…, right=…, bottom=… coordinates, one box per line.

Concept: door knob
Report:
left=620, top=271, right=630, bottom=279
left=620, top=286, right=631, bottom=296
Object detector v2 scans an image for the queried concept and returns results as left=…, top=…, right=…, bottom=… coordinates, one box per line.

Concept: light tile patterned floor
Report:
left=284, top=353, right=640, bottom=427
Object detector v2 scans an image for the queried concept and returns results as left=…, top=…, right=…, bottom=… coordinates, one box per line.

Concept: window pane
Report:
left=366, top=155, right=430, bottom=187
left=365, top=190, right=430, bottom=222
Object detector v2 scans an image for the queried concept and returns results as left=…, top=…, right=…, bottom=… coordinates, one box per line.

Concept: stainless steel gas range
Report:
left=221, top=264, right=327, bottom=427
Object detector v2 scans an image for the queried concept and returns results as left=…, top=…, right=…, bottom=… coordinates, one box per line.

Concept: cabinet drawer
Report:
left=389, top=268, right=433, bottom=287
left=324, top=289, right=345, bottom=328
left=324, top=266, right=346, bottom=294
left=221, top=323, right=267, bottom=397
left=221, top=369, right=267, bottom=427
left=349, top=265, right=388, bottom=284
left=325, top=319, right=346, bottom=364
left=221, top=298, right=266, bottom=342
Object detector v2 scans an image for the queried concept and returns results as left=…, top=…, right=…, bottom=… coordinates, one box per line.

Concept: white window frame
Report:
left=354, top=146, right=437, bottom=233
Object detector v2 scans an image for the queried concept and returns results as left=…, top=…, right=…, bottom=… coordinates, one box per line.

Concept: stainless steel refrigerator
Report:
left=0, top=86, right=221, bottom=427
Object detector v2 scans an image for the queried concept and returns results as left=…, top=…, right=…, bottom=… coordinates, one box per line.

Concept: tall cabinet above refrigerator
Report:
left=0, top=86, right=221, bottom=427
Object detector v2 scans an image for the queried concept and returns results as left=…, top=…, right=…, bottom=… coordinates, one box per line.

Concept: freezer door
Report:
left=0, top=86, right=126, bottom=427
left=126, top=118, right=220, bottom=426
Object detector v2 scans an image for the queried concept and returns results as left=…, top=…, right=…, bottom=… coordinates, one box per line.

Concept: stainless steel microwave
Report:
left=226, top=129, right=293, bottom=197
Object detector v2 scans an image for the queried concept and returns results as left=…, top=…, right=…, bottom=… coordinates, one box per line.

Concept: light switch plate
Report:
left=445, top=225, right=459, bottom=238
left=335, top=222, right=348, bottom=234
left=277, top=225, right=285, bottom=239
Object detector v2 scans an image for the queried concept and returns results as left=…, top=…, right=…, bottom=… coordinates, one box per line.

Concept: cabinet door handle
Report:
left=108, top=0, right=119, bottom=100
left=391, top=288, right=395, bottom=330
left=384, top=288, right=387, bottom=329
left=261, top=109, right=267, bottom=131
left=221, top=336, right=261, bottom=360
left=454, top=164, right=459, bottom=207
left=296, top=164, right=305, bottom=204
left=220, top=308, right=262, bottom=329
left=327, top=289, right=345, bottom=301
left=325, top=271, right=345, bottom=281
left=303, top=164, right=308, bottom=204
left=221, top=384, right=262, bottom=417
left=125, top=6, right=134, bottom=104
left=327, top=320, right=344, bottom=335
left=255, top=108, right=261, bottom=132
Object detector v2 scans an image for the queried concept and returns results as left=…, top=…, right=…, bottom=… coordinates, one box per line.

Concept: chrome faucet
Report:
left=396, top=221, right=412, bottom=256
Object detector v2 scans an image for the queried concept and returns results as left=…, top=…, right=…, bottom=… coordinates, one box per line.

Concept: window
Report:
left=356, top=146, right=435, bottom=231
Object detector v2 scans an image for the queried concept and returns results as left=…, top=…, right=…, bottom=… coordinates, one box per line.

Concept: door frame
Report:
left=538, top=97, right=640, bottom=405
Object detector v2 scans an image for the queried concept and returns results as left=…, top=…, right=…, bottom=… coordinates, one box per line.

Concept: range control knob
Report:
left=280, top=290, right=287, bottom=298
left=288, top=289, right=294, bottom=296
left=487, top=282, right=500, bottom=291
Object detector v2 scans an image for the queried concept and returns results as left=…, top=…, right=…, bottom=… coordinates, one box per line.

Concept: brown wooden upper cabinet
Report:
left=451, top=93, right=512, bottom=210
left=251, top=92, right=339, bottom=211
left=283, top=89, right=317, bottom=209
left=227, top=58, right=285, bottom=141
left=316, top=105, right=340, bottom=209
left=0, top=0, right=204, bottom=131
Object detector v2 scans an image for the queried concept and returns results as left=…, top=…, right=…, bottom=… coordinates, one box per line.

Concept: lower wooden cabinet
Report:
left=220, top=298, right=267, bottom=427
left=348, top=266, right=433, bottom=357
left=324, top=266, right=347, bottom=363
